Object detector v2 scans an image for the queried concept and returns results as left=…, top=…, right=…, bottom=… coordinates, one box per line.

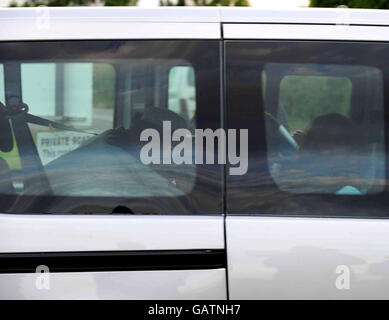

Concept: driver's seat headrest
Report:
left=142, top=106, right=187, bottom=132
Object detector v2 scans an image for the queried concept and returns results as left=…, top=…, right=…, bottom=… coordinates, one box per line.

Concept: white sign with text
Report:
left=37, top=131, right=93, bottom=165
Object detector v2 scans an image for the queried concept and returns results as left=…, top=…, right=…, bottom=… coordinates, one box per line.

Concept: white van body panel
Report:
left=0, top=269, right=226, bottom=300
left=227, top=216, right=389, bottom=299
left=3, top=7, right=389, bottom=42
left=0, top=7, right=221, bottom=40
left=219, top=7, right=389, bottom=25
left=0, top=215, right=225, bottom=299
left=218, top=7, right=389, bottom=300
left=1, top=6, right=389, bottom=300
left=0, top=9, right=225, bottom=299
left=223, top=24, right=389, bottom=41
left=0, top=21, right=220, bottom=41
left=0, top=215, right=224, bottom=252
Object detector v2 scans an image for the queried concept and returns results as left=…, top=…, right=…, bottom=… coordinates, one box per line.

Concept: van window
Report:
left=264, top=63, right=385, bottom=195
left=0, top=40, right=221, bottom=214
left=168, top=66, right=196, bottom=126
left=225, top=40, right=389, bottom=217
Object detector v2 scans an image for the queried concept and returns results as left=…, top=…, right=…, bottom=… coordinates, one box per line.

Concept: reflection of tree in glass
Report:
left=160, top=0, right=248, bottom=6
left=10, top=0, right=137, bottom=7
left=311, top=0, right=389, bottom=9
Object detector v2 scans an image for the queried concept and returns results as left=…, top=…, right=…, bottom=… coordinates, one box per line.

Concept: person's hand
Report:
left=105, top=127, right=128, bottom=146
left=292, top=130, right=305, bottom=146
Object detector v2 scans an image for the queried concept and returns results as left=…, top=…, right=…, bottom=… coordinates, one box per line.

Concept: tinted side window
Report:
left=226, top=41, right=389, bottom=218
left=263, top=63, right=384, bottom=196
left=0, top=41, right=221, bottom=214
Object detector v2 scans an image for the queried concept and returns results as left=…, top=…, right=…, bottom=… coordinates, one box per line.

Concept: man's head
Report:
left=298, top=113, right=369, bottom=192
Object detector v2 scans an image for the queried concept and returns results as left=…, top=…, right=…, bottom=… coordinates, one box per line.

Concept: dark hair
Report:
left=300, top=113, right=368, bottom=155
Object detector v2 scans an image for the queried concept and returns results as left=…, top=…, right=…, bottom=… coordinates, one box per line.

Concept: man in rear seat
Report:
left=298, top=113, right=370, bottom=195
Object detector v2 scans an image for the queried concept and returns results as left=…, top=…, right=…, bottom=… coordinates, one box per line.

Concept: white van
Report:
left=1, top=6, right=389, bottom=299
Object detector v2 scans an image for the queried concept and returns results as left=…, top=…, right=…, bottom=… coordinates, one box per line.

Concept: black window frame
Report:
left=225, top=40, right=389, bottom=218
left=0, top=40, right=222, bottom=215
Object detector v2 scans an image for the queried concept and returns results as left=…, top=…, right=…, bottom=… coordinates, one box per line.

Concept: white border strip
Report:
left=223, top=24, right=389, bottom=42
left=0, top=21, right=221, bottom=41
left=0, top=214, right=224, bottom=252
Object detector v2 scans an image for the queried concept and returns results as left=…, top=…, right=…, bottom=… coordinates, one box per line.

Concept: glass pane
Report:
left=264, top=63, right=385, bottom=195
left=21, top=63, right=114, bottom=166
left=0, top=58, right=199, bottom=199
left=280, top=75, right=352, bottom=132
left=168, top=66, right=196, bottom=128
